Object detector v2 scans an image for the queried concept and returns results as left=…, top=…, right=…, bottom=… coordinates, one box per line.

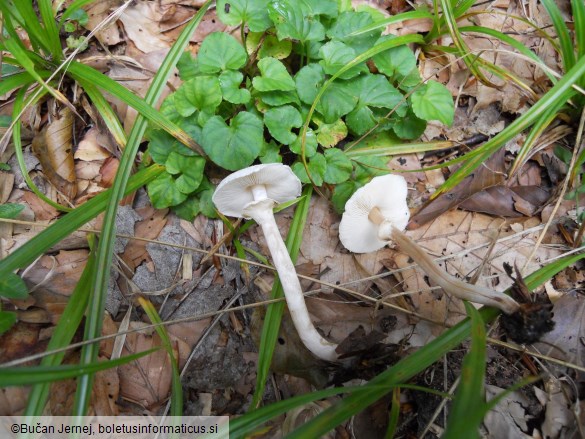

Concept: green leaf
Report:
left=253, top=57, right=296, bottom=92
left=176, top=51, right=201, bottom=80
left=259, top=140, right=283, bottom=163
left=258, top=89, right=300, bottom=106
left=217, top=0, right=272, bottom=32
left=147, top=126, right=199, bottom=164
left=324, top=148, right=352, bottom=184
left=316, top=80, right=358, bottom=123
left=292, top=153, right=326, bottom=185
left=264, top=105, right=302, bottom=144
left=201, top=112, right=264, bottom=170
left=173, top=177, right=217, bottom=220
left=316, top=119, right=348, bottom=147
left=147, top=173, right=188, bottom=208
left=165, top=152, right=206, bottom=194
left=0, top=273, right=28, bottom=299
left=268, top=0, right=326, bottom=43
left=327, top=10, right=382, bottom=53
left=346, top=74, right=403, bottom=135
left=219, top=70, right=251, bottom=104
left=295, top=63, right=325, bottom=105
left=247, top=33, right=293, bottom=59
left=0, top=203, right=24, bottom=219
left=392, top=110, right=427, bottom=139
left=319, top=41, right=368, bottom=79
left=0, top=311, right=16, bottom=336
left=354, top=155, right=390, bottom=182
left=373, top=35, right=419, bottom=79
left=410, top=80, right=454, bottom=126
left=174, top=76, right=222, bottom=116
left=332, top=180, right=361, bottom=213
left=198, top=32, right=247, bottom=73
left=289, top=128, right=318, bottom=157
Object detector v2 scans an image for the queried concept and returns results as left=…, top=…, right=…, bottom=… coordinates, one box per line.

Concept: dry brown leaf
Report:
left=74, top=127, right=113, bottom=161
left=0, top=387, right=28, bottom=415
left=25, top=249, right=89, bottom=297
left=21, top=190, right=60, bottom=221
left=118, top=323, right=190, bottom=409
left=0, top=171, right=14, bottom=203
left=31, top=107, right=77, bottom=200
left=84, top=0, right=124, bottom=47
left=0, top=322, right=42, bottom=364
left=91, top=362, right=120, bottom=416
left=119, top=2, right=170, bottom=54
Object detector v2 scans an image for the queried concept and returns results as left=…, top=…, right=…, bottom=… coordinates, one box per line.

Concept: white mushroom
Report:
left=339, top=174, right=520, bottom=314
left=213, top=164, right=338, bottom=361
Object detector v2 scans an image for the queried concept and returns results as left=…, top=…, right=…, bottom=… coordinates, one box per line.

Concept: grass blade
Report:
left=0, top=350, right=157, bottom=387
left=541, top=0, right=576, bottom=73
left=442, top=303, right=487, bottom=439
left=348, top=10, right=433, bottom=36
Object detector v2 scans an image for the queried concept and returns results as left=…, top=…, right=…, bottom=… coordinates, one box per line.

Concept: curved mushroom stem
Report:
left=244, top=198, right=339, bottom=361
left=369, top=208, right=520, bottom=314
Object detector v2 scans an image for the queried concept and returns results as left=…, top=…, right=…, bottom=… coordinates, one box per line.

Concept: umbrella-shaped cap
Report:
left=339, top=174, right=410, bottom=253
left=213, top=164, right=302, bottom=218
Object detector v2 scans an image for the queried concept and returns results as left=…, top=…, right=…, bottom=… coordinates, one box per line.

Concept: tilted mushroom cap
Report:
left=339, top=174, right=410, bottom=253
left=212, top=163, right=302, bottom=218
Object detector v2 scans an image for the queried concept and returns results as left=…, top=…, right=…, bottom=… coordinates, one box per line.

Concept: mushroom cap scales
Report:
left=212, top=163, right=302, bottom=218
left=339, top=174, right=410, bottom=253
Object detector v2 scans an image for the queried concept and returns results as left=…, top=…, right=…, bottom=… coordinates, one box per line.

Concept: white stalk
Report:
left=369, top=208, right=520, bottom=314
left=244, top=198, right=338, bottom=361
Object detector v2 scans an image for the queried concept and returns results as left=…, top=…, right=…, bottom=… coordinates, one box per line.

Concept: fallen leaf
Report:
left=22, top=191, right=60, bottom=221
left=31, top=107, right=77, bottom=200
left=0, top=387, right=28, bottom=415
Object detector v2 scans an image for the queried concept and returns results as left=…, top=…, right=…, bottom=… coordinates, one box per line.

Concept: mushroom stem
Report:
left=243, top=198, right=339, bottom=361
left=369, top=208, right=520, bottom=314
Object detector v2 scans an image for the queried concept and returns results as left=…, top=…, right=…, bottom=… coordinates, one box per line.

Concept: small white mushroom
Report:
left=339, top=174, right=520, bottom=314
left=213, top=164, right=338, bottom=361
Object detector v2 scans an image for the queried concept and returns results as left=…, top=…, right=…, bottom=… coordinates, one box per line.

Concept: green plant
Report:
left=145, top=0, right=455, bottom=217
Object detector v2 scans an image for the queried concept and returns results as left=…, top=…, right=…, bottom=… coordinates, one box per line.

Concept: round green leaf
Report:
left=165, top=152, right=206, bottom=194
left=147, top=173, right=188, bottom=208
left=319, top=41, right=368, bottom=79
left=201, top=112, right=264, bottom=171
left=295, top=63, right=325, bottom=105
left=174, top=76, right=222, bottom=117
left=292, top=153, right=326, bottom=186
left=316, top=81, right=358, bottom=123
left=0, top=203, right=24, bottom=219
left=316, top=119, right=348, bottom=148
left=258, top=90, right=300, bottom=106
left=373, top=36, right=418, bottom=79
left=326, top=10, right=381, bottom=53
left=289, top=128, right=318, bottom=157
left=410, top=80, right=454, bottom=126
left=219, top=70, right=251, bottom=104
left=252, top=57, right=296, bottom=92
left=259, top=140, right=283, bottom=163
left=392, top=110, right=427, bottom=139
left=268, top=0, right=326, bottom=43
left=147, top=125, right=199, bottom=164
left=345, top=74, right=403, bottom=135
left=324, top=148, right=352, bottom=184
left=332, top=180, right=361, bottom=213
left=246, top=33, right=293, bottom=59
left=217, top=0, right=272, bottom=32
left=264, top=105, right=302, bottom=145
left=198, top=32, right=247, bottom=73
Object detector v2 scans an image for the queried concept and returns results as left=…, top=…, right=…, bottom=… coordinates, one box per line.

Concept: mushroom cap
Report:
left=339, top=174, right=410, bottom=253
left=212, top=163, right=302, bottom=217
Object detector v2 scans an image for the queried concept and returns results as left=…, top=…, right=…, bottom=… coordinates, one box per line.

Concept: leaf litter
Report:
left=0, top=0, right=583, bottom=436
